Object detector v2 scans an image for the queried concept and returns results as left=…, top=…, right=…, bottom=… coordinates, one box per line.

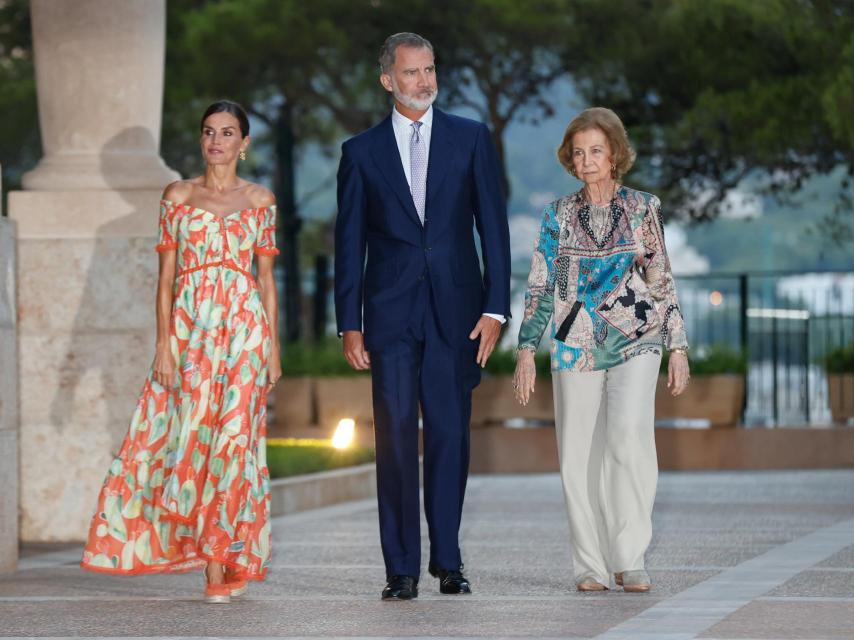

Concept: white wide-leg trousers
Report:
left=552, top=352, right=661, bottom=586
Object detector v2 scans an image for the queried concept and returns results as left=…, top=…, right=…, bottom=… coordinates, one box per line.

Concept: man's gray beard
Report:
left=393, top=87, right=438, bottom=111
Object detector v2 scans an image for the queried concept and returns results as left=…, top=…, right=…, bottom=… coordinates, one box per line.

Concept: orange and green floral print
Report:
left=81, top=200, right=278, bottom=581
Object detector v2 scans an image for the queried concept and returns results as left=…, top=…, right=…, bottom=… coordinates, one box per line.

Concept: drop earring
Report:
left=239, top=150, right=247, bottom=162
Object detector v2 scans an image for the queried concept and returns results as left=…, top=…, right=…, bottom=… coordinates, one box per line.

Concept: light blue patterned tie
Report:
left=410, top=121, right=427, bottom=224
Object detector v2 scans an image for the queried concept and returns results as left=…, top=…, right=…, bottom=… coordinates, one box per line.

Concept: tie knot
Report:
left=411, top=121, right=423, bottom=131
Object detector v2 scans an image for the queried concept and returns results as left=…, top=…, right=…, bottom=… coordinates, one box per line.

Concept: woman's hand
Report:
left=667, top=351, right=690, bottom=396
left=152, top=343, right=176, bottom=389
left=267, top=349, right=282, bottom=392
left=513, top=349, right=537, bottom=406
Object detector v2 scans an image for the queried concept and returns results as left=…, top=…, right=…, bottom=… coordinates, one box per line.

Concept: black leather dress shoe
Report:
left=381, top=575, right=418, bottom=600
left=428, top=563, right=472, bottom=594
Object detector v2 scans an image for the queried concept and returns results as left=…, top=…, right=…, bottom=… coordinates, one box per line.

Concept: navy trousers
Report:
left=369, top=282, right=481, bottom=578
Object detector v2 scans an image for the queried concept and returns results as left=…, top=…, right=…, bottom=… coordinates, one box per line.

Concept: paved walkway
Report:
left=2, top=470, right=853, bottom=639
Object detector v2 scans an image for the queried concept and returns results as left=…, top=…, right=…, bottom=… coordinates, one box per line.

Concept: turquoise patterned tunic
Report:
left=517, top=186, right=688, bottom=372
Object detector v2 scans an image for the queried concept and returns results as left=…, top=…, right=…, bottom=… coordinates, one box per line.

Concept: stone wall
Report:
left=0, top=210, right=20, bottom=571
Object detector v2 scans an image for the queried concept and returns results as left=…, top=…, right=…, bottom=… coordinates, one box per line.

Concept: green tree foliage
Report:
left=567, top=0, right=854, bottom=228
left=4, top=0, right=853, bottom=248
left=0, top=0, right=38, bottom=198
left=162, top=0, right=581, bottom=338
left=163, top=0, right=392, bottom=342
left=824, top=342, right=854, bottom=373
left=440, top=0, right=575, bottom=197
left=368, top=0, right=576, bottom=196
left=163, top=0, right=388, bottom=178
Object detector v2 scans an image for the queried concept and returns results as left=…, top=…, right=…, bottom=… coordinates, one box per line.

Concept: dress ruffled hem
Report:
left=80, top=550, right=269, bottom=581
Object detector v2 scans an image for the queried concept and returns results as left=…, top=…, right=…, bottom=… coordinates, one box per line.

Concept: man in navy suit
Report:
left=334, top=32, right=511, bottom=600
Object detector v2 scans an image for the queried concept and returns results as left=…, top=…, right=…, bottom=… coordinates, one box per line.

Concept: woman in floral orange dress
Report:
left=80, top=100, right=282, bottom=604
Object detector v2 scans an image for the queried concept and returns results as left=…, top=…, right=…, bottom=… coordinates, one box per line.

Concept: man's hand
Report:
left=469, top=315, right=502, bottom=368
left=342, top=330, right=371, bottom=370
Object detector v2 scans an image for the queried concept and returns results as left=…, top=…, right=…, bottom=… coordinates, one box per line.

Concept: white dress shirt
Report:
left=390, top=106, right=505, bottom=326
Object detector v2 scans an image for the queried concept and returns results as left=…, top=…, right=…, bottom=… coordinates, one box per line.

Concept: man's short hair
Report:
left=379, top=32, right=434, bottom=74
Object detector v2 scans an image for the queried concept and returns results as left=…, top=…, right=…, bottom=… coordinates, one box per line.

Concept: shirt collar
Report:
left=392, top=104, right=433, bottom=130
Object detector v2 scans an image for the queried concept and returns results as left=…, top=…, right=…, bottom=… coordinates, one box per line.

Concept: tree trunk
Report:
left=274, top=102, right=302, bottom=343
left=312, top=254, right=329, bottom=341
left=488, top=119, right=510, bottom=201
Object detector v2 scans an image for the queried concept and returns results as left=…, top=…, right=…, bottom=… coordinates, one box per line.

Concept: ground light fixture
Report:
left=332, top=418, right=356, bottom=449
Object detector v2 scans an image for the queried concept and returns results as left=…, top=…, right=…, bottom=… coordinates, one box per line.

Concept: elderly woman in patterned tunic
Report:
left=513, top=107, right=689, bottom=593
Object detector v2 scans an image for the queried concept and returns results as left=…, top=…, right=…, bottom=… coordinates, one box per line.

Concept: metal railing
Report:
left=671, top=271, right=853, bottom=426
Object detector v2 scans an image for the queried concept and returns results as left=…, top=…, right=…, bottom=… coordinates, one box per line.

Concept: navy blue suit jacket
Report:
left=334, top=108, right=511, bottom=352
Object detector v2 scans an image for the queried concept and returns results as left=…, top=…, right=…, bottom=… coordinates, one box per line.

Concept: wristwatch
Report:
left=670, top=347, right=688, bottom=356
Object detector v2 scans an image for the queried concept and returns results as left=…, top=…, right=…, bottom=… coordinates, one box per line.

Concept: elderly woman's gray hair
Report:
left=379, top=32, right=434, bottom=74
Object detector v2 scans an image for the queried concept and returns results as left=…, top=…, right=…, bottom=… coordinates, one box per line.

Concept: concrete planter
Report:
left=827, top=373, right=854, bottom=425
left=271, top=375, right=373, bottom=432
left=470, top=424, right=854, bottom=472
left=275, top=376, right=315, bottom=426
left=471, top=375, right=554, bottom=424
left=655, top=373, right=745, bottom=427
left=269, top=463, right=376, bottom=517
left=272, top=372, right=746, bottom=431
left=470, top=425, right=558, bottom=473
left=315, top=376, right=374, bottom=428
left=470, top=374, right=747, bottom=427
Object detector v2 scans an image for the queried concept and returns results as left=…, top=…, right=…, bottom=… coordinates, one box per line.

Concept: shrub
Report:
left=824, top=343, right=854, bottom=374
left=660, top=344, right=746, bottom=375
left=281, top=339, right=368, bottom=377
left=484, top=348, right=552, bottom=376
left=266, top=438, right=375, bottom=479
left=487, top=345, right=747, bottom=377
left=284, top=340, right=554, bottom=377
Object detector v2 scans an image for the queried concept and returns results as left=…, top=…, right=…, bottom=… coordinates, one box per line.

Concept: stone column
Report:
left=9, top=0, right=180, bottom=542
left=0, top=180, right=21, bottom=572
left=23, top=0, right=178, bottom=190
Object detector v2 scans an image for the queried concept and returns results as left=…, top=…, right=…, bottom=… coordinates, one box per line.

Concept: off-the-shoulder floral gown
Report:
left=81, top=200, right=279, bottom=581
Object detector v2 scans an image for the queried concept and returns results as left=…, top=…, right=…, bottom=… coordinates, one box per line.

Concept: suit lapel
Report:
left=370, top=117, right=422, bottom=228
left=426, top=109, right=454, bottom=217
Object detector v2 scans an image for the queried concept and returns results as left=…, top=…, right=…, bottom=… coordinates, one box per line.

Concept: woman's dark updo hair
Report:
left=200, top=100, right=250, bottom=138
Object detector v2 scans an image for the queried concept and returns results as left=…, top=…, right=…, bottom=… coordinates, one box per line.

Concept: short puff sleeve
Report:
left=255, top=205, right=280, bottom=256
left=155, top=200, right=179, bottom=252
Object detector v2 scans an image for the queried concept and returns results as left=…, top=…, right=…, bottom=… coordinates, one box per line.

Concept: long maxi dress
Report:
left=80, top=199, right=279, bottom=581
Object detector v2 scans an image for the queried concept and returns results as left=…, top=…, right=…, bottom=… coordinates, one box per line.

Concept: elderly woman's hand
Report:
left=667, top=351, right=690, bottom=396
left=513, top=349, right=537, bottom=406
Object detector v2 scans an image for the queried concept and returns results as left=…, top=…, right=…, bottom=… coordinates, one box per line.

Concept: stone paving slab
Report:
left=0, top=599, right=655, bottom=637
left=817, top=544, right=854, bottom=568
left=767, top=569, right=854, bottom=598
left=1, top=565, right=719, bottom=601
left=699, top=601, right=854, bottom=639
left=1, top=470, right=853, bottom=639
